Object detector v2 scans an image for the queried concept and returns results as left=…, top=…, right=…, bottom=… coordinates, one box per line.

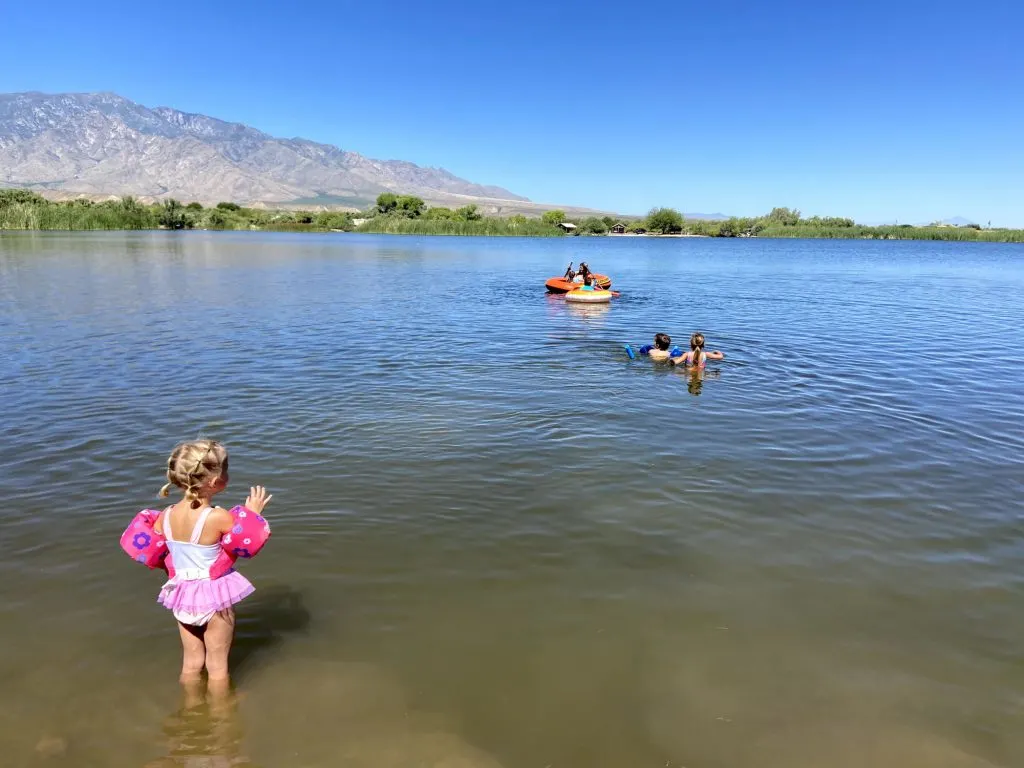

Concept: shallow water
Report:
left=1, top=231, right=1022, bottom=768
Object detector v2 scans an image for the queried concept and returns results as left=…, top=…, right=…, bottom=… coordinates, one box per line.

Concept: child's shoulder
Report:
left=153, top=503, right=175, bottom=532
left=205, top=506, right=234, bottom=534
left=210, top=505, right=234, bottom=522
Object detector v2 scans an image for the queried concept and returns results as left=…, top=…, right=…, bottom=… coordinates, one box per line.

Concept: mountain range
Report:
left=0, top=91, right=541, bottom=212
left=0, top=93, right=987, bottom=225
left=0, top=92, right=743, bottom=220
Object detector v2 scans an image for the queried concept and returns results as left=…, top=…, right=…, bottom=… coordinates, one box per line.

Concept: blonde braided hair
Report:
left=689, top=332, right=706, bottom=367
left=159, top=439, right=228, bottom=508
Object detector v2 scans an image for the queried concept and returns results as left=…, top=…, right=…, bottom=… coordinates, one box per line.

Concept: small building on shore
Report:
left=610, top=222, right=626, bottom=234
left=559, top=222, right=578, bottom=233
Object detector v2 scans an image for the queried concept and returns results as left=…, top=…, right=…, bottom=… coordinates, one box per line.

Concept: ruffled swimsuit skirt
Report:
left=158, top=570, right=254, bottom=626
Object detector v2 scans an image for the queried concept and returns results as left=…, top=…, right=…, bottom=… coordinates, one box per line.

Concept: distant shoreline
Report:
left=2, top=190, right=1022, bottom=244
left=4, top=225, right=1023, bottom=245
left=608, top=232, right=710, bottom=238
left=6, top=229, right=1024, bottom=246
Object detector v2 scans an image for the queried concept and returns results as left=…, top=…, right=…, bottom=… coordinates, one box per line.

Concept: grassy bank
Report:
left=355, top=216, right=563, bottom=237
left=629, top=207, right=1024, bottom=243
left=0, top=190, right=355, bottom=232
left=754, top=223, right=1024, bottom=242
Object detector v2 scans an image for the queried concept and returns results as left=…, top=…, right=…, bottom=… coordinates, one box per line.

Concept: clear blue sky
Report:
left=2, top=0, right=1022, bottom=225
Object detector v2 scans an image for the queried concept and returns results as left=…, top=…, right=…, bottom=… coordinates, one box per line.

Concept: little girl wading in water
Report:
left=153, top=440, right=271, bottom=684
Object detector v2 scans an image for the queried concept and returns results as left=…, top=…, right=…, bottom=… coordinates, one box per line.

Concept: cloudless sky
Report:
left=2, top=0, right=1022, bottom=224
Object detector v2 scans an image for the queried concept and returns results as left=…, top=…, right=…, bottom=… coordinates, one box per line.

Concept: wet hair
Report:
left=159, top=439, right=228, bottom=508
left=583, top=274, right=593, bottom=286
left=654, top=333, right=671, bottom=351
left=689, top=332, right=706, bottom=367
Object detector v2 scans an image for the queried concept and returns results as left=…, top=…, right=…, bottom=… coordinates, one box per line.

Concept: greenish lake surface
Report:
left=1, top=231, right=1022, bottom=767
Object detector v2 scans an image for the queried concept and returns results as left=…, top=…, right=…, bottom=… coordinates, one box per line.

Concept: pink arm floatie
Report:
left=120, top=509, right=169, bottom=571
left=120, top=505, right=270, bottom=579
left=209, top=505, right=272, bottom=579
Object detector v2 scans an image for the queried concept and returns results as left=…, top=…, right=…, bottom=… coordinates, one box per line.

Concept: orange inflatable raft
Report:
left=545, top=274, right=612, bottom=293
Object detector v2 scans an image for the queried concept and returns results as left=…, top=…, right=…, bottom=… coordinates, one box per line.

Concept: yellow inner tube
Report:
left=565, top=288, right=612, bottom=303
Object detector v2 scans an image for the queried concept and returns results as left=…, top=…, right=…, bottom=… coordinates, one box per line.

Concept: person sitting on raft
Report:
left=670, top=332, right=725, bottom=367
left=563, top=263, right=577, bottom=281
left=577, top=262, right=593, bottom=282
left=639, top=332, right=675, bottom=360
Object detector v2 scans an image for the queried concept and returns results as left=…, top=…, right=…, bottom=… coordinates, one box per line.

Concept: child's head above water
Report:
left=159, top=439, right=229, bottom=508
left=654, top=333, right=672, bottom=351
left=690, top=332, right=705, bottom=351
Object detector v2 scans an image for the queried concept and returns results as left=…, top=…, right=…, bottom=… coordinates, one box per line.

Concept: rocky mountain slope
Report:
left=0, top=92, right=529, bottom=209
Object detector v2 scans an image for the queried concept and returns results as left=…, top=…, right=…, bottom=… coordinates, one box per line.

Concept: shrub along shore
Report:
left=1, top=189, right=1021, bottom=243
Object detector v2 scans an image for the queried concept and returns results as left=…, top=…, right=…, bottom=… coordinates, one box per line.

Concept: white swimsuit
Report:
left=161, top=507, right=224, bottom=626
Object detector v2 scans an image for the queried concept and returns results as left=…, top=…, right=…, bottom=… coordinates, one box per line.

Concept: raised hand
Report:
left=244, top=485, right=273, bottom=515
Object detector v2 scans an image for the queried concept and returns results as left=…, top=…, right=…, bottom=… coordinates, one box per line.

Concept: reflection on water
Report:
left=678, top=365, right=720, bottom=395
left=564, top=300, right=612, bottom=319
left=145, top=683, right=250, bottom=768
left=1, top=232, right=1023, bottom=767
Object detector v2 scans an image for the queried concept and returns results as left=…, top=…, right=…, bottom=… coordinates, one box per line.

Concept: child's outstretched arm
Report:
left=706, top=351, right=725, bottom=360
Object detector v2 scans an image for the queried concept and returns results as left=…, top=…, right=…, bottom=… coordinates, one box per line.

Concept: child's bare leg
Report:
left=177, top=622, right=207, bottom=682
left=180, top=676, right=205, bottom=709
left=204, top=608, right=236, bottom=682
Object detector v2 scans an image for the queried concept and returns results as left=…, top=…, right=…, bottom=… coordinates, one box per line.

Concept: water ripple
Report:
left=1, top=232, right=1023, bottom=767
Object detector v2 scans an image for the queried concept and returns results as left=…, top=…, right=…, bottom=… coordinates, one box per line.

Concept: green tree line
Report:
left=600, top=206, right=1024, bottom=242
left=354, top=193, right=563, bottom=236
left=3, top=189, right=1022, bottom=243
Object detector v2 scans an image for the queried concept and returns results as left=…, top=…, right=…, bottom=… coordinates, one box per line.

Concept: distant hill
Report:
left=0, top=91, right=532, bottom=210
left=682, top=212, right=729, bottom=221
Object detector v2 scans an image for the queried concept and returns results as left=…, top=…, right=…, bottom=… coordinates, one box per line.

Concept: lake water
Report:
left=1, top=231, right=1023, bottom=768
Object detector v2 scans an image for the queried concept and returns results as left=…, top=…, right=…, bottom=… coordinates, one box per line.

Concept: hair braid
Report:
left=690, top=332, right=706, bottom=367
left=158, top=440, right=227, bottom=505
left=159, top=443, right=185, bottom=498
left=183, top=448, right=207, bottom=504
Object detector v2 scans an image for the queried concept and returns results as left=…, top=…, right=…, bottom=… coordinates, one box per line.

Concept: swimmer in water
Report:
left=670, top=332, right=725, bottom=368
left=643, top=332, right=674, bottom=360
